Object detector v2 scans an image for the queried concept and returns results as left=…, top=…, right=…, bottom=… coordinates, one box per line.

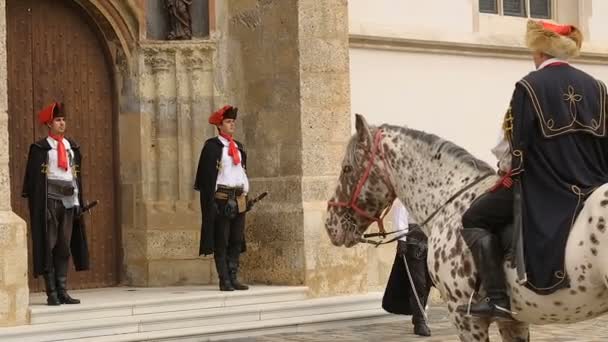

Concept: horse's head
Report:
left=325, top=114, right=397, bottom=247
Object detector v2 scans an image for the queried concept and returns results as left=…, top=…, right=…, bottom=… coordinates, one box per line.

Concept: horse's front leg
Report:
left=497, top=320, right=530, bottom=342
left=450, top=310, right=491, bottom=342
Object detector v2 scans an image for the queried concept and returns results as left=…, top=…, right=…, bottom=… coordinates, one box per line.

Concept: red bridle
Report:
left=328, top=129, right=396, bottom=234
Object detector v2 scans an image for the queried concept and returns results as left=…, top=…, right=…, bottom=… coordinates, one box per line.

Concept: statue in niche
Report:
left=166, top=0, right=193, bottom=40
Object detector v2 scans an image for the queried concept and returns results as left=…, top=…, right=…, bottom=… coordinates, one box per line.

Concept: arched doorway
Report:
left=6, top=0, right=120, bottom=291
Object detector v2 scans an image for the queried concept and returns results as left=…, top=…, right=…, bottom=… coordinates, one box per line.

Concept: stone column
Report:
left=219, top=0, right=368, bottom=297
left=298, top=0, right=369, bottom=297
left=0, top=0, right=29, bottom=326
left=125, top=42, right=217, bottom=287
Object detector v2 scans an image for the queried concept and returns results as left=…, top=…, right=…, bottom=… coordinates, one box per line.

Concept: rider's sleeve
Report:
left=507, top=84, right=535, bottom=177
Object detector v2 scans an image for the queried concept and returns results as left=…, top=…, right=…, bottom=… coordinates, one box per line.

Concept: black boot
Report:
left=409, top=267, right=431, bottom=336
left=55, top=258, right=80, bottom=304
left=410, top=287, right=431, bottom=336
left=43, top=271, right=61, bottom=306
left=413, top=319, right=431, bottom=337
left=456, top=231, right=512, bottom=319
left=228, top=260, right=249, bottom=291
left=215, top=256, right=234, bottom=291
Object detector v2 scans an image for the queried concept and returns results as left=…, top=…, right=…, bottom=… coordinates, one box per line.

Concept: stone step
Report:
left=79, top=309, right=401, bottom=342
left=29, top=285, right=309, bottom=325
left=0, top=292, right=392, bottom=342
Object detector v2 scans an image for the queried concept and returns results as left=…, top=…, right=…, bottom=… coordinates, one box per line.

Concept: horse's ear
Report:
left=355, top=114, right=372, bottom=145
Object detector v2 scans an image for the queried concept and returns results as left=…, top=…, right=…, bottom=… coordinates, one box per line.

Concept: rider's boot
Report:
left=456, top=229, right=514, bottom=320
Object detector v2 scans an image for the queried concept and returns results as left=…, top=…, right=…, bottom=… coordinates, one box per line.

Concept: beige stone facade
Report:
left=0, top=0, right=29, bottom=327
left=0, top=0, right=401, bottom=326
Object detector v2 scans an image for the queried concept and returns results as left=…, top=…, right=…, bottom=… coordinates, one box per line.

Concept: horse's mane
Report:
left=344, top=123, right=495, bottom=175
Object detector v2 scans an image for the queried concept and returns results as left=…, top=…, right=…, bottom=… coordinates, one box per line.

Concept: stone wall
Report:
left=121, top=41, right=219, bottom=286
left=0, top=0, right=29, bottom=326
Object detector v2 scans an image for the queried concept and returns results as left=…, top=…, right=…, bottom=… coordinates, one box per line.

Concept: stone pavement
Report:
left=224, top=307, right=608, bottom=341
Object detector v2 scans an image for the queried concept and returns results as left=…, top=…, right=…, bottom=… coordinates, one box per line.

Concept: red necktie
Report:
left=219, top=132, right=241, bottom=165
left=48, top=133, right=68, bottom=171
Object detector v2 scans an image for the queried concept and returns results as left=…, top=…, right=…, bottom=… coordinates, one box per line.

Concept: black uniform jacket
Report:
left=508, top=64, right=608, bottom=294
left=22, top=137, right=90, bottom=276
left=194, top=137, right=248, bottom=255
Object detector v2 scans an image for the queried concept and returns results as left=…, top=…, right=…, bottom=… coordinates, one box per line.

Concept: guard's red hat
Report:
left=38, top=102, right=65, bottom=125
left=208, top=105, right=238, bottom=125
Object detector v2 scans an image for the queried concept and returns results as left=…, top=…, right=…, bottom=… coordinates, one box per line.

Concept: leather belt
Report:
left=215, top=185, right=244, bottom=198
left=48, top=179, right=75, bottom=198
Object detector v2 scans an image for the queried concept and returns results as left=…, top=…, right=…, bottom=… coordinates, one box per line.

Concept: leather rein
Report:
left=328, top=128, right=494, bottom=247
left=361, top=172, right=493, bottom=246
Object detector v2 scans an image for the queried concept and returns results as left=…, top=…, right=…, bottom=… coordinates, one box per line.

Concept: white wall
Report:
left=349, top=48, right=608, bottom=166
left=348, top=0, right=474, bottom=38
left=588, top=0, right=608, bottom=43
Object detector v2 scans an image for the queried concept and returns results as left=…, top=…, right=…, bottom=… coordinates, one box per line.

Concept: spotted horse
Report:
left=325, top=114, right=608, bottom=342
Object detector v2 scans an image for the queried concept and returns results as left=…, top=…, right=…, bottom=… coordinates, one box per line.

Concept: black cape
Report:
left=508, top=64, right=608, bottom=294
left=382, top=253, right=417, bottom=315
left=21, top=138, right=90, bottom=277
left=382, top=230, right=432, bottom=315
left=194, top=137, right=248, bottom=255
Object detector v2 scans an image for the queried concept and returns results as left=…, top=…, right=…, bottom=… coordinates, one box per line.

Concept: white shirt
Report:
left=216, top=135, right=249, bottom=193
left=392, top=199, right=409, bottom=242
left=46, top=137, right=79, bottom=207
left=492, top=58, right=569, bottom=172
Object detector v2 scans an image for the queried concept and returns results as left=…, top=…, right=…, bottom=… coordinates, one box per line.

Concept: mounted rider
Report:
left=457, top=20, right=608, bottom=319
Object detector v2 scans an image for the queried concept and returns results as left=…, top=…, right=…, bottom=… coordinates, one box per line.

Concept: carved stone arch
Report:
left=72, top=0, right=141, bottom=70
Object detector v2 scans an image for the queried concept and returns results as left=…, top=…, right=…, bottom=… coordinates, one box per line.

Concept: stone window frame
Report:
left=479, top=0, right=554, bottom=19
left=473, top=0, right=584, bottom=42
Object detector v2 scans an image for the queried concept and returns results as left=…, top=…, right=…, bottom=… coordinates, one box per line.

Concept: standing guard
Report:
left=382, top=200, right=432, bottom=336
left=195, top=105, right=249, bottom=291
left=22, top=102, right=89, bottom=305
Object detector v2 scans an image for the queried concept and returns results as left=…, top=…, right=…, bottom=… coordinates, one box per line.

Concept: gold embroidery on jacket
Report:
left=518, top=79, right=606, bottom=138
left=72, top=164, right=80, bottom=177
left=503, top=106, right=514, bottom=137
left=562, top=85, right=583, bottom=124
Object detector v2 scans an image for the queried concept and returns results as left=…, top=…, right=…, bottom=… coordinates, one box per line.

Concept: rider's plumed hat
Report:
left=525, top=20, right=583, bottom=60
left=38, top=102, right=65, bottom=125
left=208, top=105, right=238, bottom=125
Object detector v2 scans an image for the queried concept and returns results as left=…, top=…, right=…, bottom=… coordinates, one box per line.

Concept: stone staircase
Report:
left=0, top=286, right=401, bottom=341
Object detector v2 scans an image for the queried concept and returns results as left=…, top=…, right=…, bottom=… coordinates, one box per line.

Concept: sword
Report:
left=246, top=192, right=268, bottom=211
left=78, top=200, right=99, bottom=218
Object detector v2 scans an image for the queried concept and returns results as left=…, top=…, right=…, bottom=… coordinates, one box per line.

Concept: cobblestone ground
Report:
left=224, top=308, right=608, bottom=341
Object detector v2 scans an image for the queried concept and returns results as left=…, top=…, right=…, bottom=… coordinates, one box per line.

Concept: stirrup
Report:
left=461, top=292, right=517, bottom=318
left=494, top=303, right=518, bottom=319
left=465, top=291, right=475, bottom=317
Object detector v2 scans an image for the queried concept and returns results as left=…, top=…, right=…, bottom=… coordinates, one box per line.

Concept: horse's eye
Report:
left=342, top=165, right=353, bottom=173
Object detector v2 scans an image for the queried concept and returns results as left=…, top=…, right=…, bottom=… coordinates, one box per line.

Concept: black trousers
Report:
left=214, top=209, right=245, bottom=262
left=213, top=197, right=245, bottom=281
left=462, top=186, right=513, bottom=233
left=45, top=198, right=74, bottom=274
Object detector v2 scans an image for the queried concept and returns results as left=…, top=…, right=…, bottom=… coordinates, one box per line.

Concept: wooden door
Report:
left=7, top=0, right=119, bottom=291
